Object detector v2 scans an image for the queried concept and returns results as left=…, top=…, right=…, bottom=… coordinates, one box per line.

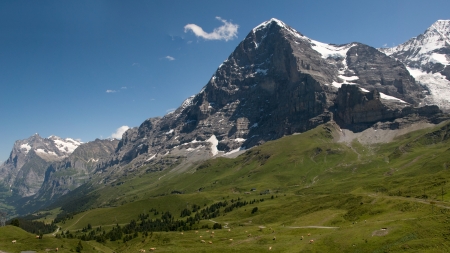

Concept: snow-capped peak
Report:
left=251, top=18, right=308, bottom=46
left=431, top=20, right=450, bottom=41
left=252, top=18, right=287, bottom=32
left=381, top=19, right=449, bottom=66
left=379, top=19, right=450, bottom=111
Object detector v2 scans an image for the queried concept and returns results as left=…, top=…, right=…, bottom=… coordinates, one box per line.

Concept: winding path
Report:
left=63, top=210, right=92, bottom=231
left=287, top=226, right=339, bottom=229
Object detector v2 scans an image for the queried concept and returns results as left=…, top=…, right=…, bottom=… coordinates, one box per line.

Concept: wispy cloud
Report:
left=184, top=17, right=238, bottom=41
left=132, top=62, right=140, bottom=67
left=110, top=126, right=130, bottom=139
left=165, top=56, right=175, bottom=61
left=106, top=90, right=117, bottom=93
left=121, top=86, right=127, bottom=90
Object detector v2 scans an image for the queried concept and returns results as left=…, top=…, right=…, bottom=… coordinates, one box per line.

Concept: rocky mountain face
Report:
left=94, top=19, right=444, bottom=180
left=0, top=134, right=82, bottom=197
left=380, top=20, right=450, bottom=110
left=2, top=18, right=448, bottom=215
left=13, top=139, right=119, bottom=213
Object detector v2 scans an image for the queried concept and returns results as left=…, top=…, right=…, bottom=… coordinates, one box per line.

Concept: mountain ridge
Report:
left=380, top=19, right=450, bottom=110
left=1, top=18, right=449, bottom=216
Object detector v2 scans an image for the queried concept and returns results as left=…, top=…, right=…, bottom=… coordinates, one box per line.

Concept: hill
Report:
left=8, top=120, right=445, bottom=252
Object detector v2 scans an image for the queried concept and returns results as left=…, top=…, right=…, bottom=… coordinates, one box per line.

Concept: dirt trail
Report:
left=287, top=226, right=339, bottom=229
left=368, top=194, right=450, bottom=210
left=64, top=210, right=92, bottom=231
left=51, top=226, right=60, bottom=236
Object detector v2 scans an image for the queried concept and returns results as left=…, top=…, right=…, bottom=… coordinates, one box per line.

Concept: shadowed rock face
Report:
left=335, top=84, right=443, bottom=132
left=346, top=44, right=424, bottom=104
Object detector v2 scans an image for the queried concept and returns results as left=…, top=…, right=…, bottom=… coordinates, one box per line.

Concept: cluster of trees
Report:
left=8, top=218, right=57, bottom=235
left=54, top=212, right=76, bottom=224
left=65, top=196, right=270, bottom=243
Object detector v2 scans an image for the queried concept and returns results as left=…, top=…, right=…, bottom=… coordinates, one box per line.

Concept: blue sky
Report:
left=1, top=0, right=449, bottom=162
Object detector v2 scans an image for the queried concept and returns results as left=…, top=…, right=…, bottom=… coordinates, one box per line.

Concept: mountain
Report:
left=0, top=134, right=83, bottom=197
left=13, top=138, right=119, bottom=213
left=2, top=18, right=448, bottom=216
left=380, top=20, right=450, bottom=110
left=94, top=18, right=442, bottom=180
left=0, top=133, right=119, bottom=214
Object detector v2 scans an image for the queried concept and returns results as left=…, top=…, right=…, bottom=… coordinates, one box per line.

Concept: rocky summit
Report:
left=0, top=134, right=118, bottom=209
left=0, top=134, right=83, bottom=197
left=380, top=20, right=450, bottom=110
left=1, top=18, right=449, bottom=215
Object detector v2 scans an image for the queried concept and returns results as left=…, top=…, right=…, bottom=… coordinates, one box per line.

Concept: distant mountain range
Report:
left=1, top=18, right=449, bottom=216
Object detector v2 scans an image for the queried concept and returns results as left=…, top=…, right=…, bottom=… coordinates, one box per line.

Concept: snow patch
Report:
left=429, top=53, right=449, bottom=65
left=206, top=135, right=219, bottom=156
left=379, top=93, right=408, bottom=103
left=20, top=143, right=31, bottom=154
left=223, top=147, right=242, bottom=156
left=407, top=67, right=450, bottom=109
left=234, top=138, right=246, bottom=142
left=359, top=87, right=370, bottom=93
left=340, top=75, right=359, bottom=82
left=35, top=148, right=58, bottom=156
left=51, top=137, right=82, bottom=154
left=146, top=154, right=156, bottom=161
left=311, top=41, right=355, bottom=59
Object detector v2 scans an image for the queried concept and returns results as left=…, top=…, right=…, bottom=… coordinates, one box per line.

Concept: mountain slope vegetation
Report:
left=3, top=121, right=450, bottom=252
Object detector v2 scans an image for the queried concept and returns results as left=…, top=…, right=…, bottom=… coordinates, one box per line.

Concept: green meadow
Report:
left=2, top=121, right=450, bottom=252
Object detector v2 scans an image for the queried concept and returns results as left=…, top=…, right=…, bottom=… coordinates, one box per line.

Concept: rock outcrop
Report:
left=335, top=84, right=442, bottom=131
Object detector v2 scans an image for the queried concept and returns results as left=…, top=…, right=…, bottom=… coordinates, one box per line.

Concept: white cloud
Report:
left=121, top=86, right=127, bottom=89
left=165, top=56, right=175, bottom=61
left=106, top=90, right=117, bottom=93
left=184, top=17, right=238, bottom=41
left=110, top=126, right=130, bottom=139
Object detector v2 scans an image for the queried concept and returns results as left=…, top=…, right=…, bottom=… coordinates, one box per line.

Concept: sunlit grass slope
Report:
left=6, top=121, right=450, bottom=252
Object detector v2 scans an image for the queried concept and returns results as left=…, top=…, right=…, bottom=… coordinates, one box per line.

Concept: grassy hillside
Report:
left=4, top=121, right=450, bottom=252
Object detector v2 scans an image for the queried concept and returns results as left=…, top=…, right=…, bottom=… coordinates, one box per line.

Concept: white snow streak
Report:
left=206, top=135, right=219, bottom=156
left=379, top=93, right=408, bottom=103
left=146, top=154, right=156, bottom=161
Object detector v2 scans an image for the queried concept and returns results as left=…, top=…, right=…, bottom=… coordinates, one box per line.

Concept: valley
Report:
left=2, top=121, right=450, bottom=252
